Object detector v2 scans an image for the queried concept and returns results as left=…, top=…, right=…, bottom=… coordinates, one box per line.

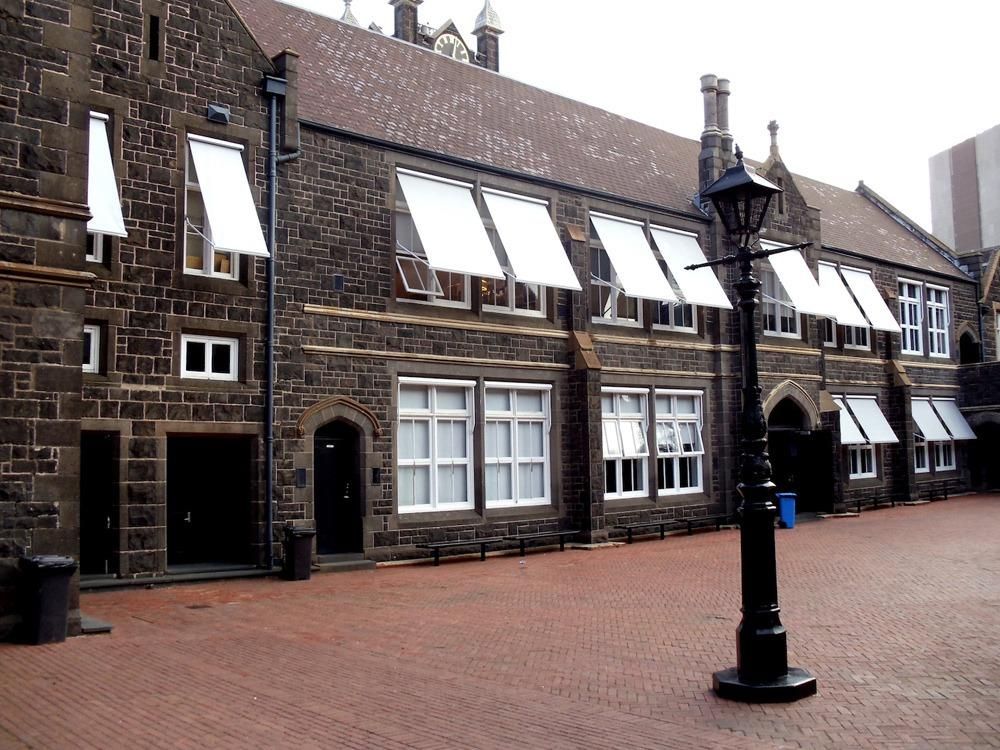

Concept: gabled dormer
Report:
left=759, top=120, right=819, bottom=239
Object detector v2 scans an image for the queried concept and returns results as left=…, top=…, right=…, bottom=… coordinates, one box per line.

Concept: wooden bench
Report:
left=684, top=514, right=732, bottom=535
left=503, top=529, right=579, bottom=557
left=416, top=537, right=504, bottom=566
left=615, top=515, right=733, bottom=544
left=614, top=521, right=672, bottom=544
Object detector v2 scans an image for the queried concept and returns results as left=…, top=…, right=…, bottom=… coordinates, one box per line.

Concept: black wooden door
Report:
left=767, top=429, right=833, bottom=513
left=167, top=436, right=252, bottom=566
left=314, top=423, right=362, bottom=555
left=80, top=431, right=118, bottom=575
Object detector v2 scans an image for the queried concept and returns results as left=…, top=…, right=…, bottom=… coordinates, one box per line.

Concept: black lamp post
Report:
left=690, top=147, right=817, bottom=702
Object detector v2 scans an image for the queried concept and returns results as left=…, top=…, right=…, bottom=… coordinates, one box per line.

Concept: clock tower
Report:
left=388, top=0, right=503, bottom=72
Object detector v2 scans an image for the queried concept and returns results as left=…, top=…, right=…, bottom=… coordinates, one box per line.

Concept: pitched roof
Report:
left=229, top=0, right=702, bottom=216
left=230, top=0, right=968, bottom=282
left=795, top=175, right=967, bottom=280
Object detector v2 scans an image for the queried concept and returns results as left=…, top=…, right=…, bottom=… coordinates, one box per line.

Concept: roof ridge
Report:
left=855, top=181, right=968, bottom=276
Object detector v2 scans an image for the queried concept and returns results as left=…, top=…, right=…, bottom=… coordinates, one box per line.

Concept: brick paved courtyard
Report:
left=1, top=496, right=998, bottom=749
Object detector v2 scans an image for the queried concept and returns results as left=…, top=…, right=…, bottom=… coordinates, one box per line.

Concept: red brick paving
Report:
left=1, top=496, right=999, bottom=749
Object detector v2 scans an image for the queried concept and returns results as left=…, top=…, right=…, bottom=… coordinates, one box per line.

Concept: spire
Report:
left=473, top=0, right=504, bottom=34
left=340, top=0, right=360, bottom=26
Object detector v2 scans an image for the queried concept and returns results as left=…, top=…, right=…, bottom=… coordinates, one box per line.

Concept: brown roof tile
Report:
left=230, top=0, right=701, bottom=215
left=795, top=175, right=967, bottom=279
left=230, top=0, right=967, bottom=282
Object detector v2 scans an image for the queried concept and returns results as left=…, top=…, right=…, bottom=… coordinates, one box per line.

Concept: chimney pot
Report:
left=700, top=74, right=720, bottom=136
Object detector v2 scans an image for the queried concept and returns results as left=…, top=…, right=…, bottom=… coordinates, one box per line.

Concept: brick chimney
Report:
left=699, top=74, right=724, bottom=192
left=473, top=0, right=503, bottom=72
left=390, top=0, right=422, bottom=44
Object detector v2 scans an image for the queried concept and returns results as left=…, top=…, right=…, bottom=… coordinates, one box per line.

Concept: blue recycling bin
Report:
left=776, top=492, right=797, bottom=529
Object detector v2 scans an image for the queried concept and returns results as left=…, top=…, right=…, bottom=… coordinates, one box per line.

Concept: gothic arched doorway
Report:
left=766, top=395, right=834, bottom=514
left=314, top=421, right=363, bottom=555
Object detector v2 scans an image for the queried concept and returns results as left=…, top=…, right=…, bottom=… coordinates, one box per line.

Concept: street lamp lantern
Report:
left=689, top=146, right=817, bottom=702
left=701, top=148, right=780, bottom=240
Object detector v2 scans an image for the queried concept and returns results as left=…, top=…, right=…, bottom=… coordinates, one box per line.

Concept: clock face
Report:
left=434, top=33, right=469, bottom=62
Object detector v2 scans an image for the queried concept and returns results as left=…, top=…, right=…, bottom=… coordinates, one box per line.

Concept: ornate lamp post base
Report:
left=713, top=667, right=817, bottom=703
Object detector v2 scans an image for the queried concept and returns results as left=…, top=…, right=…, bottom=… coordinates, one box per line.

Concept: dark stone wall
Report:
left=0, top=0, right=93, bottom=639
left=78, top=0, right=273, bottom=577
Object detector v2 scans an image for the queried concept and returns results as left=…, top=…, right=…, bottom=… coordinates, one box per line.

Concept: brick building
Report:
left=0, top=0, right=991, bottom=638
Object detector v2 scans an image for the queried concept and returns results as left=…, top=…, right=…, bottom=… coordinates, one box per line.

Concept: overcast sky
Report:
left=281, top=0, right=1000, bottom=235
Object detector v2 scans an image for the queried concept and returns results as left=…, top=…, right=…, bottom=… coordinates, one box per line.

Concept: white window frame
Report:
left=86, top=232, right=109, bottom=264
left=933, top=440, right=956, bottom=472
left=651, top=262, right=696, bottom=333
left=82, top=323, right=100, bottom=374
left=843, top=325, right=870, bottom=351
left=184, top=143, right=238, bottom=280
left=995, top=311, right=1000, bottom=362
left=652, top=300, right=696, bottom=332
left=654, top=389, right=704, bottom=496
left=601, top=388, right=649, bottom=499
left=484, top=383, right=551, bottom=508
left=397, top=378, right=475, bottom=513
left=180, top=334, right=238, bottom=381
left=913, top=432, right=929, bottom=474
left=821, top=318, right=837, bottom=347
left=393, top=206, right=470, bottom=309
left=481, top=227, right=546, bottom=317
left=761, top=267, right=800, bottom=338
left=848, top=444, right=876, bottom=479
left=926, top=284, right=950, bottom=358
left=898, top=279, right=923, bottom=354
left=590, top=244, right=642, bottom=327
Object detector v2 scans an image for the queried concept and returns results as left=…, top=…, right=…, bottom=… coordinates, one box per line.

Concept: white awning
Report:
left=649, top=226, right=732, bottom=310
left=590, top=213, right=677, bottom=302
left=911, top=398, right=951, bottom=441
left=832, top=396, right=867, bottom=445
left=396, top=170, right=502, bottom=279
left=817, top=263, right=868, bottom=327
left=840, top=267, right=901, bottom=333
left=931, top=399, right=977, bottom=440
left=846, top=396, right=899, bottom=444
left=188, top=134, right=268, bottom=257
left=761, top=242, right=835, bottom=317
left=482, top=188, right=580, bottom=290
left=87, top=113, right=127, bottom=238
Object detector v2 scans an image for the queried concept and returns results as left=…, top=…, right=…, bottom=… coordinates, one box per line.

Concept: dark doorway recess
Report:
left=167, top=435, right=253, bottom=567
left=767, top=399, right=834, bottom=514
left=314, top=422, right=363, bottom=555
left=80, top=431, right=119, bottom=576
left=969, top=421, right=1000, bottom=491
left=959, top=332, right=980, bottom=365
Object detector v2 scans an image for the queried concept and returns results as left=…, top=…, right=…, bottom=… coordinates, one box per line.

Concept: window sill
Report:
left=178, top=272, right=250, bottom=296
left=604, top=491, right=652, bottom=503
left=591, top=317, right=643, bottom=329
left=165, top=376, right=252, bottom=392
left=484, top=504, right=559, bottom=521
left=848, top=474, right=880, bottom=486
left=396, top=508, right=481, bottom=526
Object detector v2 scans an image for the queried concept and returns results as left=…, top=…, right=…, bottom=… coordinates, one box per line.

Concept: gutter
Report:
left=264, top=75, right=301, bottom=569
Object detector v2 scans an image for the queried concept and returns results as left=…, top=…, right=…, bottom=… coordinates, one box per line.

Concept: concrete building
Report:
left=0, top=0, right=993, bottom=639
left=930, top=123, right=1000, bottom=253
